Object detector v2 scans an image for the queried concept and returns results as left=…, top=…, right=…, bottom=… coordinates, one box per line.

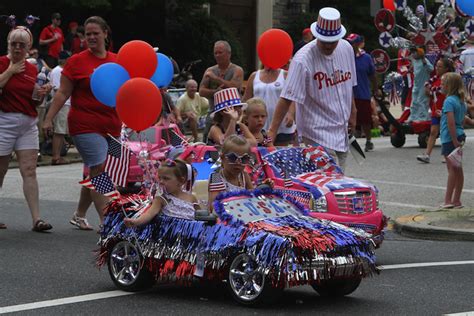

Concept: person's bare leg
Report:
left=51, top=133, right=65, bottom=161
left=75, top=186, right=93, bottom=218
left=189, top=117, right=198, bottom=140
left=452, top=166, right=464, bottom=206
left=444, top=159, right=455, bottom=205
left=16, top=149, right=41, bottom=225
left=0, top=155, right=10, bottom=188
left=89, top=164, right=110, bottom=224
left=425, top=125, right=439, bottom=156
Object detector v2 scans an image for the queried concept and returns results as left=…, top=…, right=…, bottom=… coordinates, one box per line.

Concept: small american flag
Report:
left=79, top=172, right=120, bottom=199
left=280, top=168, right=293, bottom=188
left=162, top=128, right=188, bottom=147
left=105, top=138, right=131, bottom=187
left=276, top=189, right=312, bottom=206
left=208, top=172, right=226, bottom=192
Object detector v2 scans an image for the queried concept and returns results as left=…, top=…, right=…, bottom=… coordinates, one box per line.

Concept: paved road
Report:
left=1, top=130, right=474, bottom=314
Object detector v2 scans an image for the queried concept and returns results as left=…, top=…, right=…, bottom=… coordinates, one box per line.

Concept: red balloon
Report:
left=383, top=0, right=396, bottom=11
left=257, top=29, right=293, bottom=69
left=117, top=40, right=157, bottom=79
left=116, top=78, right=162, bottom=131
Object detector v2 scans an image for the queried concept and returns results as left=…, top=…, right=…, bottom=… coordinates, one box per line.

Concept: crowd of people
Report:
left=1, top=6, right=474, bottom=231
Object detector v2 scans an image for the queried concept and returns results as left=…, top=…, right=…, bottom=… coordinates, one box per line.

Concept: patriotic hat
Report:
left=310, top=7, right=346, bottom=42
left=212, top=87, right=246, bottom=114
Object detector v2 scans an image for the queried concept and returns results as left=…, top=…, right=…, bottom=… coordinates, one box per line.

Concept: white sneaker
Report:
left=416, top=154, right=430, bottom=163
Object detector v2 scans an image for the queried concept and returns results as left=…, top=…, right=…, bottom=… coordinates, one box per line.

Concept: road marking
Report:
left=368, top=179, right=474, bottom=194
left=1, top=261, right=473, bottom=313
left=379, top=260, right=474, bottom=270
left=0, top=291, right=134, bottom=314
left=444, top=312, right=474, bottom=316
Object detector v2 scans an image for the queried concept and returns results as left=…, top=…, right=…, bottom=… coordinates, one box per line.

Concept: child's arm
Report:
left=208, top=190, right=221, bottom=212
left=124, top=197, right=163, bottom=227
left=446, top=112, right=461, bottom=148
left=239, top=123, right=258, bottom=147
left=242, top=72, right=256, bottom=102
left=464, top=114, right=474, bottom=126
left=244, top=172, right=254, bottom=190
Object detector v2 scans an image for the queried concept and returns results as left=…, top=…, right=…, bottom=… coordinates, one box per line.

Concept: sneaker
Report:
left=417, top=154, right=430, bottom=163
left=365, top=141, right=374, bottom=152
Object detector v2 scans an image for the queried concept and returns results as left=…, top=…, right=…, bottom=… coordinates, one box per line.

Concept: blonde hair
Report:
left=7, top=26, right=33, bottom=50
left=243, top=97, right=266, bottom=124
left=221, top=135, right=250, bottom=155
left=442, top=72, right=465, bottom=102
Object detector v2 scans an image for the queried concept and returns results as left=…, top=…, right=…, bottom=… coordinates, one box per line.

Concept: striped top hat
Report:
left=212, top=87, right=246, bottom=114
left=310, top=7, right=347, bottom=42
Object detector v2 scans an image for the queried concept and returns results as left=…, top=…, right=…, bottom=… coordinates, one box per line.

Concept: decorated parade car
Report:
left=98, top=189, right=378, bottom=305
left=181, top=145, right=387, bottom=246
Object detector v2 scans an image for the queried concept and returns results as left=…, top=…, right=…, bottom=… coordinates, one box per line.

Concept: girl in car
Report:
left=243, top=98, right=273, bottom=147
left=124, top=159, right=199, bottom=226
left=208, top=135, right=254, bottom=211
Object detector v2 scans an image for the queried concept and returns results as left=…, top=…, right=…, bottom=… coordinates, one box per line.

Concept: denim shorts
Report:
left=72, top=133, right=108, bottom=167
left=431, top=117, right=440, bottom=126
left=441, top=134, right=466, bottom=156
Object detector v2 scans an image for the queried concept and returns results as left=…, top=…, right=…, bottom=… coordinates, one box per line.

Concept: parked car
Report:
left=179, top=145, right=387, bottom=246
left=98, top=189, right=378, bottom=305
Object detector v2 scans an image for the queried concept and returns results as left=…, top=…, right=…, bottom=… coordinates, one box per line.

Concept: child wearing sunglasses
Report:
left=124, top=159, right=200, bottom=226
left=244, top=98, right=273, bottom=147
left=208, top=135, right=254, bottom=211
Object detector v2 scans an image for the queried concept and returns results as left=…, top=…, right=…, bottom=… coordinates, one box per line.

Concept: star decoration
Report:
left=379, top=32, right=392, bottom=48
left=395, top=0, right=407, bottom=11
left=465, top=19, right=474, bottom=36
left=418, top=29, right=436, bottom=45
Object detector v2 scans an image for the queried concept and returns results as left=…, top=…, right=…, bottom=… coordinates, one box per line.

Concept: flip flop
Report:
left=453, top=205, right=464, bottom=209
left=439, top=204, right=454, bottom=209
left=32, top=219, right=52, bottom=232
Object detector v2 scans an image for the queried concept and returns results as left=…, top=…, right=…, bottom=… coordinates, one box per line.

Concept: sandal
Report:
left=51, top=157, right=70, bottom=165
left=439, top=204, right=454, bottom=209
left=0, top=222, right=6, bottom=229
left=70, top=213, right=93, bottom=231
left=32, top=219, right=52, bottom=232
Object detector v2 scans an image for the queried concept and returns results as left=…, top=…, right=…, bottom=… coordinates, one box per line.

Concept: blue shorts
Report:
left=431, top=117, right=440, bottom=126
left=275, top=133, right=295, bottom=144
left=441, top=134, right=466, bottom=156
left=72, top=133, right=108, bottom=167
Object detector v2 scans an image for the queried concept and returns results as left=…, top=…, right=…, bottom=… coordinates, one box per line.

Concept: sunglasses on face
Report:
left=10, top=42, right=27, bottom=49
left=224, top=152, right=251, bottom=164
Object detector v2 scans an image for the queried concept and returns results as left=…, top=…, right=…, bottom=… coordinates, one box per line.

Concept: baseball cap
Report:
left=302, top=28, right=311, bottom=36
left=58, top=50, right=71, bottom=60
left=346, top=33, right=363, bottom=45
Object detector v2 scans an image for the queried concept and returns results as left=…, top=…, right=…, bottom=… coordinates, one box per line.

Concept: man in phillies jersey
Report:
left=269, top=7, right=357, bottom=172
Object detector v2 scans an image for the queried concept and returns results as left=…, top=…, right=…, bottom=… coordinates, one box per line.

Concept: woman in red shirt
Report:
left=43, top=16, right=121, bottom=230
left=417, top=58, right=454, bottom=163
left=0, top=27, right=52, bottom=231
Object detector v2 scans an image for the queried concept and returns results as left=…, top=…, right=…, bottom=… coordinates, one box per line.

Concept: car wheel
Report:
left=418, top=131, right=429, bottom=148
left=108, top=241, right=154, bottom=291
left=390, top=133, right=406, bottom=148
left=227, top=254, right=282, bottom=305
left=312, top=277, right=362, bottom=297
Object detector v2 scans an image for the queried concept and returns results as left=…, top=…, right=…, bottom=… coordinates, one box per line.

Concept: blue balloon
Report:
left=457, top=0, right=474, bottom=16
left=150, top=53, right=174, bottom=88
left=90, top=63, right=130, bottom=107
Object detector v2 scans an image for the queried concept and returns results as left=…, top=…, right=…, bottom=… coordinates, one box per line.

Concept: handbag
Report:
left=447, top=146, right=462, bottom=168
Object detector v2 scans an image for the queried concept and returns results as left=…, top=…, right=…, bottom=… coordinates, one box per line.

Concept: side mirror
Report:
left=195, top=210, right=217, bottom=224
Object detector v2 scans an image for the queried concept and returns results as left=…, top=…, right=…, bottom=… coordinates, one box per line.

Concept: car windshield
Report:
left=218, top=194, right=304, bottom=224
left=128, top=127, right=156, bottom=143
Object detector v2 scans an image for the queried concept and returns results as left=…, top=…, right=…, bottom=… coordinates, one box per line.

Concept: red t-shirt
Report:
left=62, top=50, right=121, bottom=136
left=430, top=77, right=446, bottom=118
left=71, top=37, right=87, bottom=54
left=39, top=25, right=64, bottom=58
left=0, top=56, right=38, bottom=117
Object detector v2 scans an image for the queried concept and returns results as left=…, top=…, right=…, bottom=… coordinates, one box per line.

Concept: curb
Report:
left=393, top=210, right=474, bottom=242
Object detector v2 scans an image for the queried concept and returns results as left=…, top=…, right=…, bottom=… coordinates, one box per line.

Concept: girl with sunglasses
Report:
left=124, top=159, right=199, bottom=227
left=208, top=135, right=254, bottom=211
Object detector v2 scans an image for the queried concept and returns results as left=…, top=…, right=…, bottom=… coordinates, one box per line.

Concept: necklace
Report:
left=218, top=63, right=232, bottom=78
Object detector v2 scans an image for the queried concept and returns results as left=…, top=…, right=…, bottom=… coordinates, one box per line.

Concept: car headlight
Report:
left=311, top=196, right=327, bottom=212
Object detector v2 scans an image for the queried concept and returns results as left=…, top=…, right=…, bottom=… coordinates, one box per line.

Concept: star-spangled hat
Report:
left=212, top=87, right=246, bottom=114
left=310, top=7, right=347, bottom=42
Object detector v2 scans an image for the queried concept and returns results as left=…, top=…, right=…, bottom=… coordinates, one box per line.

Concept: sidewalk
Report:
left=8, top=147, right=83, bottom=169
left=394, top=208, right=474, bottom=241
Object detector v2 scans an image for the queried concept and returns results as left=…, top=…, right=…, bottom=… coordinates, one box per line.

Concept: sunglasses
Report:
left=10, top=42, right=27, bottom=49
left=225, top=152, right=251, bottom=165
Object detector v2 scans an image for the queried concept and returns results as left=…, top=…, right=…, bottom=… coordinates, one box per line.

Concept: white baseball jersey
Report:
left=281, top=39, right=356, bottom=152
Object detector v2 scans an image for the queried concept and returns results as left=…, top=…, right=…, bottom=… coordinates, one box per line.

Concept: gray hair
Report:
left=214, top=40, right=231, bottom=54
left=185, top=79, right=198, bottom=89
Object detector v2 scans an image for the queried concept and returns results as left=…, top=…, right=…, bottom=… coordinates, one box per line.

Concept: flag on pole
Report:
left=105, top=138, right=131, bottom=187
left=79, top=172, right=120, bottom=199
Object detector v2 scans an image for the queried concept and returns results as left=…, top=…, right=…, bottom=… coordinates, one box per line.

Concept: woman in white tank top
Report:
left=243, top=67, right=296, bottom=145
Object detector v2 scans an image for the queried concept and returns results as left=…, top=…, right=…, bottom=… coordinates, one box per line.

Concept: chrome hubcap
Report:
left=229, top=254, right=265, bottom=301
left=110, top=241, right=141, bottom=286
